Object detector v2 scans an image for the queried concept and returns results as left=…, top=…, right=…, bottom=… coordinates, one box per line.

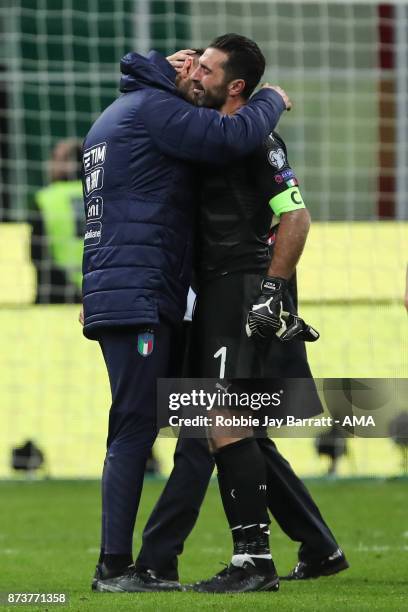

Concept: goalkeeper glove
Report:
left=246, top=276, right=287, bottom=339
left=276, top=311, right=320, bottom=342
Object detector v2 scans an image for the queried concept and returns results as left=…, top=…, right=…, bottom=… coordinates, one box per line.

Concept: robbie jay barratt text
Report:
left=167, top=415, right=376, bottom=428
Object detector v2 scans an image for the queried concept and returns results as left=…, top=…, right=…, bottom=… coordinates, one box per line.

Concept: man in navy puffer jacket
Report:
left=83, top=37, right=290, bottom=593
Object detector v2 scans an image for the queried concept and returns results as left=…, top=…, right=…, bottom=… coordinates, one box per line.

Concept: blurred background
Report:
left=0, top=0, right=407, bottom=479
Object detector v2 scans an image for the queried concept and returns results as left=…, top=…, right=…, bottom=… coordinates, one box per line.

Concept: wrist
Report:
left=261, top=276, right=287, bottom=294
left=252, top=88, right=286, bottom=115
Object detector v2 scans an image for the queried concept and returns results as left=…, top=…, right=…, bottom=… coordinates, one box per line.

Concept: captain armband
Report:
left=269, top=187, right=306, bottom=217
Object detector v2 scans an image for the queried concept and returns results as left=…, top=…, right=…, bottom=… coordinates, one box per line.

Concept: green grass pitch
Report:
left=1, top=479, right=407, bottom=611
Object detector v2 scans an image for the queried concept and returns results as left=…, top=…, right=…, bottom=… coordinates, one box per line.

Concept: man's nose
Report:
left=190, top=66, right=200, bottom=81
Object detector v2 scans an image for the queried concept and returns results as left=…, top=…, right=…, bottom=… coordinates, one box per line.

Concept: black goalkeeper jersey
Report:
left=196, top=131, right=302, bottom=282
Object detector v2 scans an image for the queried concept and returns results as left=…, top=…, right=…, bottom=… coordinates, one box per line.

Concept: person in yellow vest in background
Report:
left=30, top=138, right=84, bottom=303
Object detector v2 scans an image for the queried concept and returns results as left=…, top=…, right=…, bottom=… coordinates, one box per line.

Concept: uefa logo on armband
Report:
left=137, top=331, right=154, bottom=357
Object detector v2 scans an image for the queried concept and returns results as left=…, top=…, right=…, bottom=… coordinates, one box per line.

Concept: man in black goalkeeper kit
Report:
left=134, top=35, right=349, bottom=593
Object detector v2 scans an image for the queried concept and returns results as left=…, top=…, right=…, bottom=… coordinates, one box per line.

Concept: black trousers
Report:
left=98, top=323, right=180, bottom=555
left=135, top=435, right=338, bottom=580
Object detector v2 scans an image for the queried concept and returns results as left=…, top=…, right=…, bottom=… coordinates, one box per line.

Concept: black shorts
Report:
left=191, top=272, right=314, bottom=379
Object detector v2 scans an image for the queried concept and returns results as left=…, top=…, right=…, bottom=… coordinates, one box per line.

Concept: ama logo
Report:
left=137, top=331, right=154, bottom=357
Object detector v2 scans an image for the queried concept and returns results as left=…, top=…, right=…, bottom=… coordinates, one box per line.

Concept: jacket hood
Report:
left=119, top=51, right=177, bottom=93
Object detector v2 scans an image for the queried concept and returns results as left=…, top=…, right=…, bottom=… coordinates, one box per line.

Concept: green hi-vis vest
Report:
left=35, top=180, right=84, bottom=289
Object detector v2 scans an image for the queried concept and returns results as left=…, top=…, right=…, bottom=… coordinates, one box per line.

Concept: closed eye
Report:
left=199, top=61, right=212, bottom=74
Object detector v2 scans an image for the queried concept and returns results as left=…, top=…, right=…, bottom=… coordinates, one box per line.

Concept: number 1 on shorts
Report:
left=213, top=346, right=227, bottom=379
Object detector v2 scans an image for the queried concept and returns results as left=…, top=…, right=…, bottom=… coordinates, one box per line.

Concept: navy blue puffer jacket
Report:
left=82, top=51, right=285, bottom=339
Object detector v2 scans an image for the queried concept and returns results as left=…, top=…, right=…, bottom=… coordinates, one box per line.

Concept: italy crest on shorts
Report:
left=137, top=331, right=154, bottom=357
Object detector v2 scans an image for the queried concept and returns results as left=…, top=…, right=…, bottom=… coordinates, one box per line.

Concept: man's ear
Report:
left=180, top=56, right=194, bottom=78
left=228, top=79, right=245, bottom=97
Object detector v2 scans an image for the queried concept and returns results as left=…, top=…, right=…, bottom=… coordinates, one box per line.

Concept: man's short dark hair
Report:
left=208, top=33, right=265, bottom=99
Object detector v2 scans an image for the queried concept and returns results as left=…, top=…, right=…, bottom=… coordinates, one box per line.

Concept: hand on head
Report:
left=261, top=83, right=292, bottom=111
left=166, top=49, right=197, bottom=72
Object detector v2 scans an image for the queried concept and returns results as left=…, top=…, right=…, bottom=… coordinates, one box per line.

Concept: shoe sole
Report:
left=93, top=581, right=126, bottom=593
left=280, top=558, right=350, bottom=581
left=259, top=578, right=279, bottom=591
left=192, top=576, right=280, bottom=594
left=258, top=577, right=280, bottom=592
left=93, top=580, right=181, bottom=593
